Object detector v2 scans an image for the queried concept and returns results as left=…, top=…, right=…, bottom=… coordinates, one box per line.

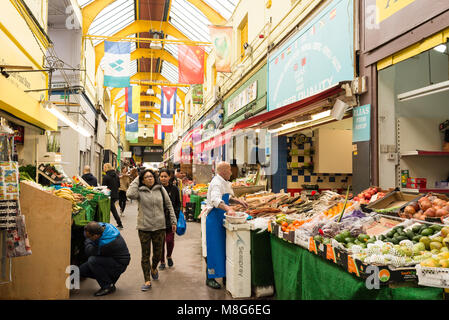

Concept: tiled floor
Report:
left=70, top=200, right=233, bottom=300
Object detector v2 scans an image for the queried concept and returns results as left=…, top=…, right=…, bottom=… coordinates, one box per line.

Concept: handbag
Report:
left=176, top=210, right=186, bottom=236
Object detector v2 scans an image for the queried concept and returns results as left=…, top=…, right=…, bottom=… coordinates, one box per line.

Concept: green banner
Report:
left=192, top=84, right=203, bottom=104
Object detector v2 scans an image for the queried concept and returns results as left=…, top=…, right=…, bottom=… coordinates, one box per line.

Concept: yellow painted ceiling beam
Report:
left=131, top=48, right=178, bottom=67
left=186, top=0, right=227, bottom=25
left=82, top=0, right=117, bottom=35
left=131, top=72, right=167, bottom=82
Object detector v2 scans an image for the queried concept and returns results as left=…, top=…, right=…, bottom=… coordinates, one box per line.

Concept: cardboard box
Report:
left=366, top=191, right=422, bottom=216
left=354, top=259, right=417, bottom=285
left=407, top=178, right=427, bottom=184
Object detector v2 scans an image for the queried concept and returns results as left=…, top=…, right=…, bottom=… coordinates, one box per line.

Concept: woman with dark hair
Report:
left=126, top=169, right=177, bottom=291
left=158, top=168, right=181, bottom=270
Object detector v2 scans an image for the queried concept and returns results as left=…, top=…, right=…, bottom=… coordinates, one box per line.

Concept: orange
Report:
left=282, top=221, right=288, bottom=227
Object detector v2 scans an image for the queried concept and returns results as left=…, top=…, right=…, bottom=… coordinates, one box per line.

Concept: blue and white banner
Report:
left=104, top=41, right=131, bottom=88
left=161, top=87, right=177, bottom=115
left=125, top=112, right=138, bottom=132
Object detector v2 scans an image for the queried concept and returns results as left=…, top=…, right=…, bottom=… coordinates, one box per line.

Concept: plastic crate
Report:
left=416, top=264, right=449, bottom=288
left=72, top=209, right=89, bottom=226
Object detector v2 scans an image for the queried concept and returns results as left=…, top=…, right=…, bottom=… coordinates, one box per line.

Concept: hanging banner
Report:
left=125, top=113, right=138, bottom=132
left=352, top=104, right=371, bottom=142
left=161, top=87, right=177, bottom=114
left=192, top=84, right=203, bottom=104
left=124, top=85, right=141, bottom=114
left=125, top=131, right=138, bottom=142
left=209, top=25, right=233, bottom=73
left=154, top=124, right=165, bottom=141
left=161, top=114, right=173, bottom=133
left=268, top=0, right=354, bottom=111
left=178, top=45, right=205, bottom=84
left=103, top=41, right=131, bottom=88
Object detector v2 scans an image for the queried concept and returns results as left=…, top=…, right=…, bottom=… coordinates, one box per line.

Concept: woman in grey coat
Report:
left=126, top=169, right=177, bottom=291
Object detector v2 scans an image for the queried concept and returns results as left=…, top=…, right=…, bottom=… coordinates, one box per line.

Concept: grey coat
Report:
left=126, top=177, right=177, bottom=231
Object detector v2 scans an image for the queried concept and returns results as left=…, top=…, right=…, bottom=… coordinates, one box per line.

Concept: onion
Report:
left=442, top=205, right=449, bottom=212
left=434, top=205, right=442, bottom=211
left=404, top=205, right=416, bottom=215
left=420, top=200, right=432, bottom=211
left=425, top=208, right=436, bottom=217
left=436, top=209, right=449, bottom=217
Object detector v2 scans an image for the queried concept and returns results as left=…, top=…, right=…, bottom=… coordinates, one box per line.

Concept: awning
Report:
left=233, top=84, right=346, bottom=130
left=194, top=127, right=233, bottom=153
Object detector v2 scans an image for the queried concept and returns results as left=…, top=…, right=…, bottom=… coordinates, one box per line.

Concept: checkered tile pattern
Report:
left=287, top=133, right=352, bottom=189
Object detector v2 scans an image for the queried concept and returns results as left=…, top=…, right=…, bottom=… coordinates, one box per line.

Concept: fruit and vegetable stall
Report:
left=230, top=187, right=449, bottom=299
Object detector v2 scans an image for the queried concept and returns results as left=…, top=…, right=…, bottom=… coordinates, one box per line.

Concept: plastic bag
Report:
left=176, top=210, right=186, bottom=236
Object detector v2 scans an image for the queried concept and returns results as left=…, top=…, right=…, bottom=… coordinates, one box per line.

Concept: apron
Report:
left=206, top=193, right=229, bottom=279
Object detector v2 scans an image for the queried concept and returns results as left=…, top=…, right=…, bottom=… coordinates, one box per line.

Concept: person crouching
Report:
left=80, top=221, right=131, bottom=296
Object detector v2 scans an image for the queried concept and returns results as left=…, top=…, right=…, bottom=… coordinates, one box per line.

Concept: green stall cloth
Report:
left=251, top=230, right=274, bottom=287
left=270, top=235, right=443, bottom=300
left=96, top=197, right=111, bottom=223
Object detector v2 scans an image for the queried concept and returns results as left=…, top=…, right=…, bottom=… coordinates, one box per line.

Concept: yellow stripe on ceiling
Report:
left=186, top=0, right=226, bottom=25
left=377, top=27, right=449, bottom=71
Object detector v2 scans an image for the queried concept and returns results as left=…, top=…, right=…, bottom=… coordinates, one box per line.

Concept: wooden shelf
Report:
left=402, top=188, right=449, bottom=194
left=401, top=150, right=449, bottom=157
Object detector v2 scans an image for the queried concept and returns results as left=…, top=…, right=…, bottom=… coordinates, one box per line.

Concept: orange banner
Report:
left=209, top=25, right=233, bottom=73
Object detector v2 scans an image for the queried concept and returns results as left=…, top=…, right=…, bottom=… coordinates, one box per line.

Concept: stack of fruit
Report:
left=275, top=213, right=311, bottom=232
left=53, top=188, right=82, bottom=213
left=333, top=230, right=376, bottom=249
left=419, top=226, right=449, bottom=268
left=377, top=224, right=442, bottom=245
left=400, top=193, right=449, bottom=220
left=353, top=187, right=386, bottom=204
left=322, top=202, right=354, bottom=220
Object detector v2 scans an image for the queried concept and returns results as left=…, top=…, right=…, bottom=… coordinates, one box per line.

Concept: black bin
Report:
left=185, top=202, right=196, bottom=221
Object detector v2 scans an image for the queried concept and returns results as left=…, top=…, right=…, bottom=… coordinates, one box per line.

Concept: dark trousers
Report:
left=161, top=230, right=175, bottom=263
left=79, top=256, right=127, bottom=289
left=138, top=229, right=165, bottom=282
left=110, top=198, right=122, bottom=226
left=118, top=191, right=127, bottom=212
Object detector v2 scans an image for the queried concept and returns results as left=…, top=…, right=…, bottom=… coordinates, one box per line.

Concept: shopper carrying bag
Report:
left=126, top=169, right=177, bottom=291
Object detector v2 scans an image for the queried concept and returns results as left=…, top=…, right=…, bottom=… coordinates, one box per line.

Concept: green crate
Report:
left=72, top=209, right=89, bottom=226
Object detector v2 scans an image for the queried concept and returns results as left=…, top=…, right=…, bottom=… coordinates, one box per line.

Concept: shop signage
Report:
left=201, top=104, right=223, bottom=141
left=267, top=0, right=354, bottom=111
left=144, top=147, right=163, bottom=153
left=192, top=84, right=203, bottom=104
left=227, top=80, right=257, bottom=116
left=122, top=151, right=132, bottom=158
left=364, top=0, right=449, bottom=52
left=352, top=104, right=371, bottom=142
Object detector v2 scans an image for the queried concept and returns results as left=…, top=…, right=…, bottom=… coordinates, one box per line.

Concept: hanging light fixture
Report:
left=43, top=101, right=91, bottom=137
left=146, top=86, right=155, bottom=95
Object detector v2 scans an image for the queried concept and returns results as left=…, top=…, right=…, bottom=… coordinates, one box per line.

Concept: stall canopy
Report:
left=233, top=84, right=346, bottom=131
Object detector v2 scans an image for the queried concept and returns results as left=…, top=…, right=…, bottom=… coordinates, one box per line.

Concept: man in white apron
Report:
left=204, top=161, right=248, bottom=289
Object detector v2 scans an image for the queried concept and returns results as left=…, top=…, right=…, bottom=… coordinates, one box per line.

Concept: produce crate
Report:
left=366, top=190, right=421, bottom=217
left=354, top=259, right=418, bottom=285
left=416, top=264, right=449, bottom=288
left=308, top=237, right=327, bottom=259
left=232, top=185, right=266, bottom=197
left=72, top=209, right=89, bottom=226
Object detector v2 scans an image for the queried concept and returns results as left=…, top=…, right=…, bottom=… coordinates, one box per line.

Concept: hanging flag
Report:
left=192, top=84, right=203, bottom=104
left=154, top=125, right=166, bottom=141
left=125, top=131, right=138, bottom=142
left=124, top=86, right=141, bottom=114
left=160, top=113, right=173, bottom=133
left=103, top=41, right=131, bottom=88
left=125, top=113, right=138, bottom=132
left=161, top=87, right=177, bottom=114
left=209, top=26, right=232, bottom=73
left=178, top=45, right=204, bottom=84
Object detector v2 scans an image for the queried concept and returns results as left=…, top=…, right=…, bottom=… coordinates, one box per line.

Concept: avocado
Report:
left=396, top=235, right=408, bottom=242
left=357, top=234, right=370, bottom=243
left=334, top=234, right=345, bottom=243
left=421, top=228, right=434, bottom=236
left=386, top=230, right=395, bottom=238
left=398, top=231, right=407, bottom=237
left=385, top=237, right=394, bottom=243
left=314, top=235, right=323, bottom=242
left=345, top=237, right=356, bottom=244
left=367, top=237, right=376, bottom=244
left=412, top=225, right=421, bottom=233
left=392, top=237, right=400, bottom=244
left=394, top=232, right=400, bottom=238
left=340, top=231, right=351, bottom=239
left=406, top=230, right=415, bottom=240
left=431, top=224, right=443, bottom=232
left=354, top=239, right=362, bottom=245
left=412, top=235, right=422, bottom=242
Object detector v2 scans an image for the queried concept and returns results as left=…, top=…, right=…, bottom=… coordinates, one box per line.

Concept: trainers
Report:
left=151, top=268, right=159, bottom=280
left=167, top=258, right=174, bottom=267
left=94, top=284, right=116, bottom=296
left=141, top=283, right=152, bottom=291
left=206, top=279, right=221, bottom=289
left=117, top=225, right=124, bottom=230
left=159, top=263, right=166, bottom=270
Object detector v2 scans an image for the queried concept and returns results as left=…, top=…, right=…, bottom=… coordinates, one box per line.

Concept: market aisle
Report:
left=70, top=200, right=233, bottom=300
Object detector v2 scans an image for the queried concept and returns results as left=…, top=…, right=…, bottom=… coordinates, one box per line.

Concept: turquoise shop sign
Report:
left=267, top=0, right=354, bottom=111
left=352, top=104, right=371, bottom=142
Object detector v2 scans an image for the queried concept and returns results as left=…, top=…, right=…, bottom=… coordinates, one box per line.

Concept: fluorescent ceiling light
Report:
left=145, top=113, right=151, bottom=118
left=45, top=103, right=91, bottom=137
left=311, top=110, right=331, bottom=121
left=268, top=121, right=310, bottom=133
left=149, top=41, right=162, bottom=50
left=397, top=79, right=449, bottom=102
left=146, top=88, right=155, bottom=95
left=434, top=44, right=447, bottom=53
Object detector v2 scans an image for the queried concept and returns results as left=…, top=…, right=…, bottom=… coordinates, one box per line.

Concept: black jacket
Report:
left=163, top=184, right=181, bottom=220
left=103, top=170, right=120, bottom=199
left=84, top=223, right=130, bottom=266
left=82, top=173, right=98, bottom=187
